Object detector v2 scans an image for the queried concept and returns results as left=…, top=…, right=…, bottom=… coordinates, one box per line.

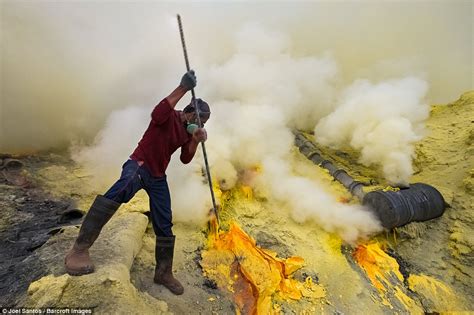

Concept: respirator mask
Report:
left=186, top=123, right=199, bottom=135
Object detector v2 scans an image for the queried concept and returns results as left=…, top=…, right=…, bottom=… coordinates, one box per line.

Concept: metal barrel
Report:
left=362, top=183, right=446, bottom=229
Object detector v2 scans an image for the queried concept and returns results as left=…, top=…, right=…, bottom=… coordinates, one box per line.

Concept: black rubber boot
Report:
left=64, top=195, right=120, bottom=276
left=154, top=236, right=184, bottom=295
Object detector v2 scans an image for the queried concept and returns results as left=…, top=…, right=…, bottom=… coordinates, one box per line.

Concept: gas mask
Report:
left=186, top=123, right=199, bottom=135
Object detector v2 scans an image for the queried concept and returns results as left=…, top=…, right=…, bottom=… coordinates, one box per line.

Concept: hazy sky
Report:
left=1, top=0, right=472, bottom=152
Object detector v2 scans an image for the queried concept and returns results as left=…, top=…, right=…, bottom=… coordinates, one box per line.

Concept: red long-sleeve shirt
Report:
left=130, top=98, right=195, bottom=177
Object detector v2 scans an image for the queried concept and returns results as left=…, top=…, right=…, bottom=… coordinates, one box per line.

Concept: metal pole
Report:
left=177, top=14, right=220, bottom=225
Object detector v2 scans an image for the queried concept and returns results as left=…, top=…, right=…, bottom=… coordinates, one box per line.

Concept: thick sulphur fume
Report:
left=1, top=1, right=471, bottom=153
left=2, top=1, right=472, bottom=314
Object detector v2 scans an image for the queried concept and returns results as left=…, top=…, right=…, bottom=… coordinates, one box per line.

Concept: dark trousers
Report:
left=103, top=159, right=173, bottom=237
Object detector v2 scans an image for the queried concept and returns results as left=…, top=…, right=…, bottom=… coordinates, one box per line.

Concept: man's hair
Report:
left=183, top=98, right=211, bottom=120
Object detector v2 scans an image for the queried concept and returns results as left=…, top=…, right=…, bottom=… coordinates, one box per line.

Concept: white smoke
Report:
left=166, top=157, right=211, bottom=226
left=71, top=106, right=149, bottom=188
left=201, top=22, right=339, bottom=131
left=2, top=1, right=470, bottom=153
left=260, top=157, right=381, bottom=242
left=199, top=23, right=382, bottom=241
left=314, top=77, right=429, bottom=185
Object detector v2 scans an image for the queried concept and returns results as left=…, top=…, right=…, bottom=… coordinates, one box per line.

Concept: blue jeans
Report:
left=103, top=159, right=173, bottom=237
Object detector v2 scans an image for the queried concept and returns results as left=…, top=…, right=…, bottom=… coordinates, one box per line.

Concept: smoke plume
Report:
left=314, top=77, right=429, bottom=185
left=1, top=1, right=471, bottom=153
left=199, top=23, right=381, bottom=241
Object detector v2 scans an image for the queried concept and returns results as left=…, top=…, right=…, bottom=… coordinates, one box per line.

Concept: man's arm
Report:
left=151, top=70, right=196, bottom=124
left=166, top=70, right=196, bottom=109
left=166, top=85, right=188, bottom=109
left=180, top=128, right=207, bottom=164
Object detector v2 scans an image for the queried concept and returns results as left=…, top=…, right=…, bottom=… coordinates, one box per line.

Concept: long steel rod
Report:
left=177, top=14, right=219, bottom=225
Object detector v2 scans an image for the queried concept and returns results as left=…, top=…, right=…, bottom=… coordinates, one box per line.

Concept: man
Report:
left=64, top=70, right=210, bottom=295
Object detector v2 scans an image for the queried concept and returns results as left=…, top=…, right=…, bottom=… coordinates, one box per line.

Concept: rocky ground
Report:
left=0, top=154, right=83, bottom=307
left=0, top=91, right=472, bottom=313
